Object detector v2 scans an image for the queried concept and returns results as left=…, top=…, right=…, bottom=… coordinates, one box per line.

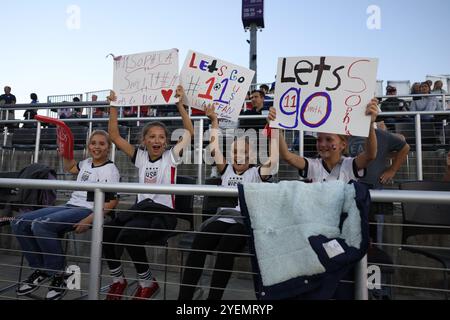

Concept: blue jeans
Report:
left=10, top=205, right=92, bottom=275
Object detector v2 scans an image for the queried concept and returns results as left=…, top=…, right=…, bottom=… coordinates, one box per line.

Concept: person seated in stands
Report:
left=11, top=130, right=120, bottom=300
left=444, top=151, right=450, bottom=182
left=92, top=94, right=108, bottom=118
left=409, top=82, right=440, bottom=120
left=239, top=89, right=267, bottom=131
left=411, top=82, right=421, bottom=101
left=268, top=98, right=379, bottom=183
left=432, top=80, right=447, bottom=95
left=380, top=85, right=409, bottom=128
left=348, top=127, right=410, bottom=245
left=52, top=101, right=72, bottom=119
left=381, top=86, right=409, bottom=112
left=0, top=85, right=17, bottom=129
left=72, top=97, right=83, bottom=118
left=259, top=84, right=272, bottom=100
left=103, top=85, right=194, bottom=300
left=178, top=104, right=278, bottom=300
left=22, top=93, right=39, bottom=128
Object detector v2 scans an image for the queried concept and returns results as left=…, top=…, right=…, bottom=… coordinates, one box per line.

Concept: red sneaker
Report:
left=105, top=280, right=127, bottom=300
left=132, top=279, right=160, bottom=300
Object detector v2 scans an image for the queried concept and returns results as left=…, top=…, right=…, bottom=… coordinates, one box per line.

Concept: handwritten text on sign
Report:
left=112, top=49, right=179, bottom=107
left=180, top=50, right=255, bottom=122
left=270, top=56, right=378, bottom=137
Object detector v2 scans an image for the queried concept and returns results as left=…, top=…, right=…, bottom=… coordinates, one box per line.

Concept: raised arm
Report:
left=355, top=98, right=379, bottom=170
left=63, top=158, right=78, bottom=175
left=268, top=107, right=306, bottom=170
left=107, top=91, right=135, bottom=158
left=173, top=85, right=194, bottom=158
left=205, top=104, right=226, bottom=173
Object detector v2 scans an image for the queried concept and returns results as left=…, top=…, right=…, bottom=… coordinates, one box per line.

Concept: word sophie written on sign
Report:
left=180, top=50, right=255, bottom=122
left=112, top=49, right=179, bottom=107
left=271, top=56, right=378, bottom=137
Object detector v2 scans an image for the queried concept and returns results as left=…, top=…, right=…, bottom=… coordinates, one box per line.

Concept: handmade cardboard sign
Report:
left=111, top=49, right=179, bottom=106
left=271, top=56, right=378, bottom=137
left=180, top=50, right=255, bottom=122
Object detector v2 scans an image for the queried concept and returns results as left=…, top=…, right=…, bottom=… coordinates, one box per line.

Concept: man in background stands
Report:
left=0, top=86, right=17, bottom=129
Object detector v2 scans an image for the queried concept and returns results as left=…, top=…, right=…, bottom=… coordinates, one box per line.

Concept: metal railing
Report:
left=0, top=99, right=449, bottom=182
left=0, top=178, right=449, bottom=300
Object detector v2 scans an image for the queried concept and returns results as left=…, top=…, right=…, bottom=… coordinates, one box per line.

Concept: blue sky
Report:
left=2, top=0, right=449, bottom=103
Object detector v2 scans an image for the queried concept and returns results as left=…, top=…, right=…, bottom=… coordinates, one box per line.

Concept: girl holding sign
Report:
left=11, top=130, right=120, bottom=300
left=178, top=105, right=278, bottom=300
left=267, top=98, right=379, bottom=183
left=103, top=85, right=194, bottom=300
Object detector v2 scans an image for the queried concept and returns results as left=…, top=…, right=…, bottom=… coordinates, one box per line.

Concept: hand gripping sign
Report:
left=34, top=115, right=74, bottom=160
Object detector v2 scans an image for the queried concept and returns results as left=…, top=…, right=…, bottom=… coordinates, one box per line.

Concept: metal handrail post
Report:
left=34, top=122, right=41, bottom=163
left=88, top=188, right=105, bottom=300
left=414, top=114, right=423, bottom=180
left=355, top=255, right=368, bottom=300
left=197, top=119, right=204, bottom=185
left=298, top=130, right=304, bottom=157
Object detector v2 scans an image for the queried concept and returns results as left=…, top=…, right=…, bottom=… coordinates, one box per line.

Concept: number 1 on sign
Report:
left=198, top=77, right=215, bottom=100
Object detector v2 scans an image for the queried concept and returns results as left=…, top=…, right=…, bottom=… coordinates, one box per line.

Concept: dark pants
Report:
left=103, top=199, right=177, bottom=274
left=178, top=221, right=247, bottom=300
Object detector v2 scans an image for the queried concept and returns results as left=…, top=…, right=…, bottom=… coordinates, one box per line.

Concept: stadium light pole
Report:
left=249, top=23, right=258, bottom=86
left=242, top=0, right=265, bottom=88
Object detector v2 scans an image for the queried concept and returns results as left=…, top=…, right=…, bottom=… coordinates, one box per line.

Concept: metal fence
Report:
left=0, top=179, right=448, bottom=300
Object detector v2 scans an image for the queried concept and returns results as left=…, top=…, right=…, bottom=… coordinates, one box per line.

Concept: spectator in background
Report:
left=411, top=82, right=421, bottom=101
left=55, top=102, right=72, bottom=119
left=409, top=82, right=440, bottom=119
left=239, top=89, right=266, bottom=131
left=260, top=84, right=273, bottom=105
left=92, top=94, right=107, bottom=118
left=259, top=84, right=270, bottom=96
left=348, top=129, right=410, bottom=243
left=426, top=80, right=433, bottom=90
left=444, top=151, right=450, bottom=182
left=380, top=85, right=409, bottom=128
left=432, top=80, right=447, bottom=95
left=0, top=86, right=17, bottom=129
left=72, top=97, right=83, bottom=117
left=381, top=86, right=408, bottom=112
left=22, top=93, right=39, bottom=128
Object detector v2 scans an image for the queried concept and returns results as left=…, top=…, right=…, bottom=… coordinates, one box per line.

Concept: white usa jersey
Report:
left=133, top=148, right=181, bottom=209
left=301, top=157, right=365, bottom=183
left=219, top=165, right=264, bottom=217
left=67, top=158, right=120, bottom=209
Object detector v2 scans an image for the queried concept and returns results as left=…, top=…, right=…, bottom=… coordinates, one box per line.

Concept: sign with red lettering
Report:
left=180, top=50, right=255, bottom=122
left=111, top=49, right=179, bottom=107
left=270, top=56, right=378, bottom=137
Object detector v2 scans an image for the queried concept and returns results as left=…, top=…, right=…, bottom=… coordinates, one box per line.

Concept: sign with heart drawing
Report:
left=111, top=49, right=179, bottom=107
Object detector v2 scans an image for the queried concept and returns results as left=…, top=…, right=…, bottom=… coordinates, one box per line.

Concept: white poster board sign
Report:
left=112, top=49, right=179, bottom=106
left=180, top=50, right=255, bottom=122
left=270, top=56, right=378, bottom=137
